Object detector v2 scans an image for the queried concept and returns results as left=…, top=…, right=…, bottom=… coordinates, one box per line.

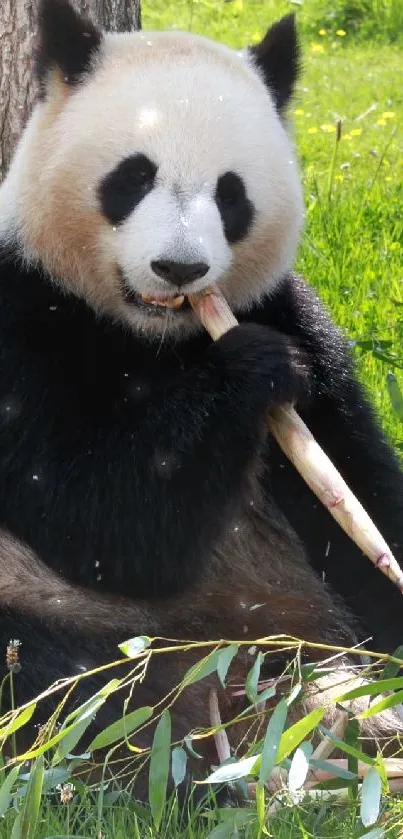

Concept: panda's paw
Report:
left=211, top=322, right=311, bottom=408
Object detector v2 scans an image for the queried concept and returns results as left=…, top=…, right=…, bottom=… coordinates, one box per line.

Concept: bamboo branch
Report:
left=311, top=710, right=348, bottom=762
left=189, top=287, right=403, bottom=594
left=209, top=688, right=231, bottom=764
left=247, top=758, right=403, bottom=797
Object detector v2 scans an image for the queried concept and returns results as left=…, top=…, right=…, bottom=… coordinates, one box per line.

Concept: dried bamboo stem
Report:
left=246, top=757, right=403, bottom=797
left=209, top=688, right=231, bottom=764
left=311, top=710, right=348, bottom=762
left=189, top=287, right=403, bottom=594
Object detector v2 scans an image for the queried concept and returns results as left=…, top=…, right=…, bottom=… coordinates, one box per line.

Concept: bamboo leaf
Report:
left=288, top=742, right=313, bottom=791
left=360, top=767, right=382, bottom=827
left=0, top=765, right=20, bottom=817
left=64, top=680, right=120, bottom=725
left=18, top=756, right=45, bottom=839
left=358, top=688, right=403, bottom=719
left=381, top=646, right=403, bottom=679
left=119, top=636, right=151, bottom=657
left=217, top=645, right=238, bottom=688
left=321, top=730, right=374, bottom=766
left=0, top=705, right=36, bottom=740
left=149, top=710, right=171, bottom=829
left=277, top=708, right=324, bottom=763
left=89, top=705, right=152, bottom=752
left=205, top=754, right=260, bottom=784
left=309, top=758, right=356, bottom=780
left=171, top=747, right=187, bottom=788
left=245, top=653, right=263, bottom=703
left=52, top=706, right=103, bottom=767
left=184, top=736, right=203, bottom=760
left=183, top=649, right=222, bottom=686
left=338, top=676, right=403, bottom=701
left=259, top=698, right=287, bottom=784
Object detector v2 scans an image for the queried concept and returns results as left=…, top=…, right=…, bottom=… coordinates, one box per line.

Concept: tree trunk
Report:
left=0, top=0, right=141, bottom=180
left=78, top=1, right=141, bottom=33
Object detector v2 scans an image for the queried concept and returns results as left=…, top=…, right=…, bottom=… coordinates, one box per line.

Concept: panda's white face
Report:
left=3, top=16, right=303, bottom=339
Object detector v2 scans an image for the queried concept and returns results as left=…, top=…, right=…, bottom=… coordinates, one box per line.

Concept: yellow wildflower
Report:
left=376, top=118, right=387, bottom=126
left=307, top=127, right=318, bottom=134
left=335, top=174, right=344, bottom=181
left=342, top=133, right=352, bottom=141
left=321, top=124, right=336, bottom=132
left=319, top=28, right=327, bottom=36
left=336, top=29, right=346, bottom=36
left=350, top=128, right=362, bottom=136
left=311, top=43, right=325, bottom=53
left=382, top=111, right=395, bottom=119
left=294, top=109, right=305, bottom=116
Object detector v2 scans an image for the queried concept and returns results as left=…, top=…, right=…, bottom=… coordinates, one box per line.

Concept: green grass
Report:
left=2, top=1, right=403, bottom=836
left=0, top=790, right=402, bottom=838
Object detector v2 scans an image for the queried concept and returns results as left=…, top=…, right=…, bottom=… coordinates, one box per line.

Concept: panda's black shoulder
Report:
left=243, top=272, right=351, bottom=386
left=0, top=243, right=204, bottom=413
left=0, top=241, right=86, bottom=337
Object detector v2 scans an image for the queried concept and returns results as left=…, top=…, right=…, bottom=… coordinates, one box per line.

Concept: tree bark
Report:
left=0, top=0, right=141, bottom=180
left=78, top=1, right=141, bottom=33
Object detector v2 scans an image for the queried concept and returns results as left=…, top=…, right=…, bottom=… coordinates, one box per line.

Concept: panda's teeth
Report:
left=141, top=294, right=185, bottom=309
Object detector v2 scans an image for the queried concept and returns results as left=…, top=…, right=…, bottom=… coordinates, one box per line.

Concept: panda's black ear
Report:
left=249, top=14, right=300, bottom=113
left=36, top=0, right=102, bottom=96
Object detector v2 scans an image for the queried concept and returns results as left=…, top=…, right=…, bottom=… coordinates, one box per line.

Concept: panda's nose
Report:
left=151, top=260, right=210, bottom=287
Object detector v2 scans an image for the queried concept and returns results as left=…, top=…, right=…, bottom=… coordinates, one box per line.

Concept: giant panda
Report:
left=0, top=0, right=402, bottom=791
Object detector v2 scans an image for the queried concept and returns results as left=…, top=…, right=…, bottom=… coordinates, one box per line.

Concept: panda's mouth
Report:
left=121, top=277, right=190, bottom=314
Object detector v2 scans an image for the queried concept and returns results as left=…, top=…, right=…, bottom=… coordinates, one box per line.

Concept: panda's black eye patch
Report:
left=98, top=154, right=157, bottom=225
left=215, top=172, right=255, bottom=243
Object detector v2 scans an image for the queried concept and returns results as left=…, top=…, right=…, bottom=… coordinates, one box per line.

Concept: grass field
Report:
left=1, top=1, right=403, bottom=836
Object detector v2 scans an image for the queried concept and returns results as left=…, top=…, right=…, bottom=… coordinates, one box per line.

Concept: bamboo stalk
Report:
left=189, top=287, right=403, bottom=595
left=209, top=688, right=231, bottom=764
left=311, top=710, right=348, bottom=762
left=247, top=757, right=403, bottom=797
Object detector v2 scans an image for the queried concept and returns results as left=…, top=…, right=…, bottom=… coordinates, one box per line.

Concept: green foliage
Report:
left=142, top=0, right=403, bottom=46
left=149, top=710, right=171, bottom=829
left=88, top=705, right=153, bottom=751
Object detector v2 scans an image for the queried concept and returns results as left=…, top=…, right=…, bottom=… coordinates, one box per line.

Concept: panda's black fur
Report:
left=0, top=0, right=402, bottom=788
left=1, top=250, right=403, bottom=668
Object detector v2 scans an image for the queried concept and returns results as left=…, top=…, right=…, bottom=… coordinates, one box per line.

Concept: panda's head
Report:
left=1, top=0, right=303, bottom=338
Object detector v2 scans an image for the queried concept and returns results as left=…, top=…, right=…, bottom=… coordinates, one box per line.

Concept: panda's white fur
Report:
left=1, top=29, right=303, bottom=338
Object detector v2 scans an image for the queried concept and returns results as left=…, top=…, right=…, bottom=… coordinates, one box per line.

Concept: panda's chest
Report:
left=66, top=337, right=196, bottom=425
left=18, top=300, right=201, bottom=426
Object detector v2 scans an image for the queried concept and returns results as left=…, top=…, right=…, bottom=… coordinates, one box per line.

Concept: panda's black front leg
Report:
left=254, top=273, right=403, bottom=650
left=81, top=323, right=310, bottom=598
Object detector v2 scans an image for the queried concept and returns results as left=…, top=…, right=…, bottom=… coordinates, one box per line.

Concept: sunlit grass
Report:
left=293, top=42, right=403, bottom=443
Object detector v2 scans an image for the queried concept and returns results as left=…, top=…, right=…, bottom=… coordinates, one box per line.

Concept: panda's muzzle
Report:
left=120, top=273, right=191, bottom=314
